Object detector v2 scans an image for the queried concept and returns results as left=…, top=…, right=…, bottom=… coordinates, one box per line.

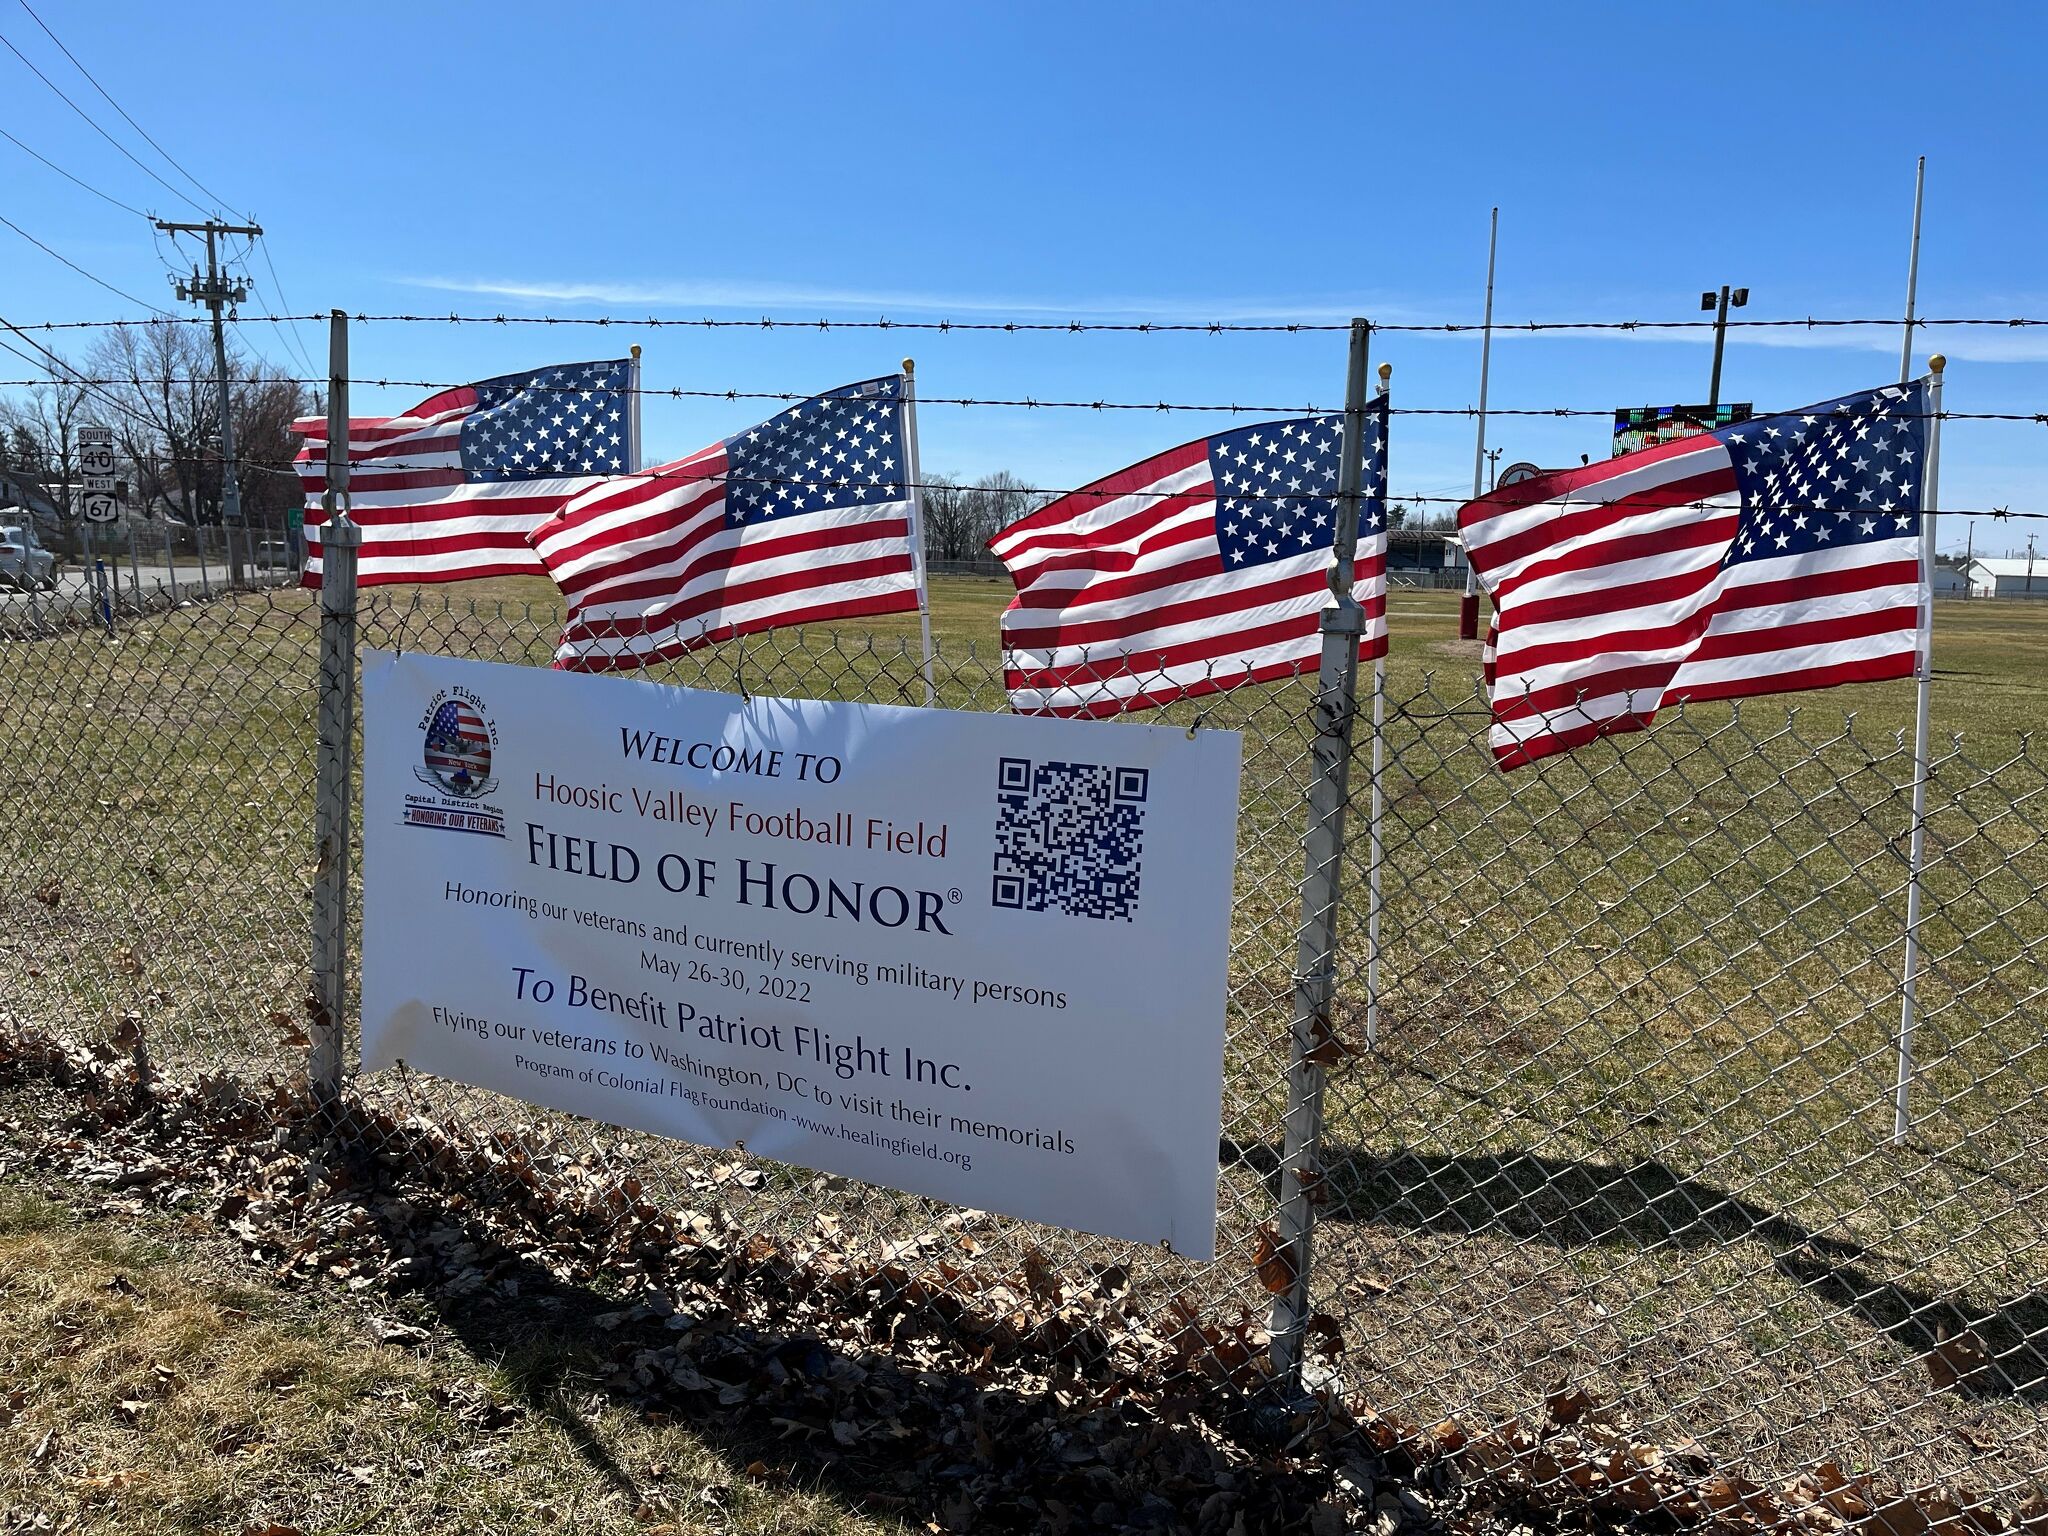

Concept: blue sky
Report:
left=4, top=1, right=2044, bottom=555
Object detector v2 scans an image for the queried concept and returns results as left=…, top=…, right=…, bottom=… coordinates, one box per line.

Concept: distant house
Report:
left=1966, top=557, right=2048, bottom=599
left=0, top=466, right=62, bottom=546
left=1929, top=565, right=1971, bottom=596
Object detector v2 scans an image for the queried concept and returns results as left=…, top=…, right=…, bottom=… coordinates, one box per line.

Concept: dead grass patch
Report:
left=0, top=1183, right=900, bottom=1536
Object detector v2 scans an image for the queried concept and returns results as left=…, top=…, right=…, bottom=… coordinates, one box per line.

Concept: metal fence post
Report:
left=1270, top=318, right=1373, bottom=1388
left=309, top=309, right=359, bottom=1104
left=1893, top=354, right=1945, bottom=1142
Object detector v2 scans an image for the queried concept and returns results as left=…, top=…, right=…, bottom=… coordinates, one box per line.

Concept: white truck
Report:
left=0, top=521, right=56, bottom=590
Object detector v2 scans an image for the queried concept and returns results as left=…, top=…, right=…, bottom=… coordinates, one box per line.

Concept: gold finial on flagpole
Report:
left=1929, top=354, right=1946, bottom=374
left=901, top=357, right=915, bottom=378
left=1377, top=362, right=1391, bottom=385
left=630, top=344, right=641, bottom=362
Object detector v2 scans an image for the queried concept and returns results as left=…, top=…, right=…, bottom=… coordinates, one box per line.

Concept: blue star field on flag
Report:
left=725, top=376, right=907, bottom=527
left=1714, top=381, right=1927, bottom=569
left=460, top=359, right=635, bottom=480
left=1211, top=400, right=1387, bottom=570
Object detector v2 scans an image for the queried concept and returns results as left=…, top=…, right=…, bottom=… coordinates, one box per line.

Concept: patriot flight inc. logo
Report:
left=404, top=689, right=506, bottom=837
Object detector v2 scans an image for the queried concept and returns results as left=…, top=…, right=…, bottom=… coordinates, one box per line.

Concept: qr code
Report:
left=992, top=757, right=1148, bottom=921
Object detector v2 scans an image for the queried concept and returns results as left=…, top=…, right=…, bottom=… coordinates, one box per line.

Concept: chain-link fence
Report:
left=3, top=578, right=2043, bottom=1515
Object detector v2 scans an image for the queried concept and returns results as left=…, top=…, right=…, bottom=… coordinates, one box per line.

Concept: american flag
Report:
left=532, top=376, right=923, bottom=671
left=423, top=700, right=492, bottom=793
left=292, top=358, right=637, bottom=587
left=1459, top=379, right=1929, bottom=769
left=988, top=401, right=1388, bottom=717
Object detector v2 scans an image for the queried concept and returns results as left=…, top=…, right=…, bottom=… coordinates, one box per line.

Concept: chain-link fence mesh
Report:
left=3, top=578, right=2043, bottom=1513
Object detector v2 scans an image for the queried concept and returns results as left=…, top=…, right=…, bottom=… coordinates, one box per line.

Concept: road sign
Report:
left=78, top=425, right=114, bottom=477
left=83, top=492, right=118, bottom=523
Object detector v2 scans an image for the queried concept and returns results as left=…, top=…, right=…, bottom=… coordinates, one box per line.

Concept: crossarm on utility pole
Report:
left=156, top=218, right=261, bottom=588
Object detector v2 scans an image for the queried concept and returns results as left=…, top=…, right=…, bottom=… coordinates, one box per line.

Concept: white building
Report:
left=1929, top=565, right=1971, bottom=596
left=1966, top=557, right=2048, bottom=599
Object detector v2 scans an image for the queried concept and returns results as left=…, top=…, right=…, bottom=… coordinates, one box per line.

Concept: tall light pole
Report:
left=1458, top=208, right=1500, bottom=641
left=157, top=217, right=262, bottom=586
left=1702, top=284, right=1748, bottom=412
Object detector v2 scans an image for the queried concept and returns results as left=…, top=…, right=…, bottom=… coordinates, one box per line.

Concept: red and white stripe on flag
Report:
left=290, top=361, right=633, bottom=588
left=530, top=411, right=924, bottom=672
left=1458, top=381, right=1927, bottom=769
left=989, top=408, right=1388, bottom=718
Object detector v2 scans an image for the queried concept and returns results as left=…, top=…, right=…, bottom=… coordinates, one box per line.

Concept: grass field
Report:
left=0, top=1180, right=899, bottom=1536
left=3, top=577, right=2045, bottom=1500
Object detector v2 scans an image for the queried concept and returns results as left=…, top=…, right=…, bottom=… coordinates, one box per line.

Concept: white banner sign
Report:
left=361, top=651, right=1242, bottom=1257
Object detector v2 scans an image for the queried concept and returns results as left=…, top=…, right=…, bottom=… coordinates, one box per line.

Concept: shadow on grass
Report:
left=331, top=1144, right=1367, bottom=1535
left=1223, top=1136, right=2048, bottom=1404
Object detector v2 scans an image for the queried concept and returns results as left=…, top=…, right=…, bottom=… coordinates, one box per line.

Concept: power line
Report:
left=0, top=24, right=205, bottom=217
left=0, top=5, right=311, bottom=414
left=14, top=0, right=237, bottom=216
left=250, top=235, right=320, bottom=378
left=0, top=313, right=198, bottom=451
left=0, top=124, right=148, bottom=217
left=0, top=213, right=171, bottom=315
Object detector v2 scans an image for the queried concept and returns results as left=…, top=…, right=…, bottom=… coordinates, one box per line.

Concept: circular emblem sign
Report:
left=423, top=700, right=493, bottom=798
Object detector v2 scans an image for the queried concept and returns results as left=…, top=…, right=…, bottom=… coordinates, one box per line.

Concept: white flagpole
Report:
left=1890, top=157, right=1932, bottom=1144
left=1894, top=352, right=1943, bottom=1144
left=1364, top=362, right=1392, bottom=1050
left=1898, top=158, right=1925, bottom=385
left=628, top=345, right=644, bottom=471
left=1458, top=207, right=1498, bottom=641
left=898, top=359, right=938, bottom=707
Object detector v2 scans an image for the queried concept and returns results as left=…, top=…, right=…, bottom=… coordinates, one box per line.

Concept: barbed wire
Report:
left=4, top=376, right=2041, bottom=423
left=10, top=311, right=2048, bottom=335
left=248, top=454, right=2048, bottom=524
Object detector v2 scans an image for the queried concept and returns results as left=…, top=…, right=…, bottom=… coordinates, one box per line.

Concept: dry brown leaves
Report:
left=0, top=1021, right=2036, bottom=1536
left=1925, top=1327, right=1995, bottom=1393
left=0, top=1023, right=1400, bottom=1535
left=1248, top=1224, right=1296, bottom=1296
left=1354, top=1379, right=2026, bottom=1536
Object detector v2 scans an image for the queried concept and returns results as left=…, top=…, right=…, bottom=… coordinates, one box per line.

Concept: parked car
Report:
left=0, top=523, right=56, bottom=590
left=253, top=539, right=297, bottom=572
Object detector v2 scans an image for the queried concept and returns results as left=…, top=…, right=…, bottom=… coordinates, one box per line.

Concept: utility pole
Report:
left=1701, top=283, right=1748, bottom=412
left=157, top=218, right=261, bottom=587
left=1485, top=446, right=1502, bottom=491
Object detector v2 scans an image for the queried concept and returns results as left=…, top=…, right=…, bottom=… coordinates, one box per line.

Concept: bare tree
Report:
left=84, top=323, right=221, bottom=528
left=74, top=322, right=313, bottom=570
left=914, top=469, right=1045, bottom=565
left=918, top=471, right=977, bottom=562
left=0, top=361, right=90, bottom=556
left=235, top=369, right=318, bottom=536
left=971, top=471, right=1036, bottom=541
